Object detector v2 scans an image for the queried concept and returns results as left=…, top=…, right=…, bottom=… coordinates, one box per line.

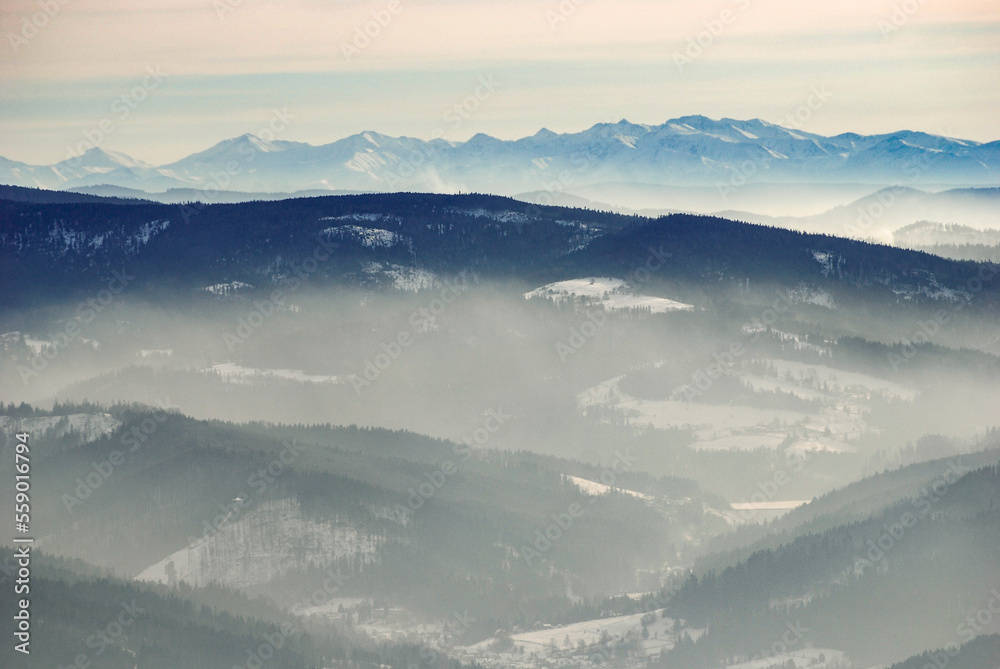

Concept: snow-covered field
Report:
left=578, top=376, right=808, bottom=437
left=506, top=611, right=674, bottom=652
left=724, top=647, right=847, bottom=669
left=766, top=359, right=916, bottom=400
left=741, top=374, right=828, bottom=402
left=578, top=354, right=915, bottom=453
left=204, top=362, right=344, bottom=384
left=139, top=349, right=174, bottom=357
left=567, top=475, right=654, bottom=501
left=459, top=610, right=705, bottom=668
left=526, top=277, right=694, bottom=313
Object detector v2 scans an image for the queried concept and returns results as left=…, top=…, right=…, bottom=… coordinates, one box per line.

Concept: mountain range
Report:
left=3, top=182, right=1000, bottom=669
left=3, top=117, right=999, bottom=197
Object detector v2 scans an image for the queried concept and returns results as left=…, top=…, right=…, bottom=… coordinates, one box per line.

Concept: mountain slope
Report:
left=696, top=439, right=1000, bottom=569
left=2, top=191, right=998, bottom=318
left=0, top=403, right=723, bottom=631
left=655, top=463, right=1000, bottom=668
left=733, top=187, right=1000, bottom=242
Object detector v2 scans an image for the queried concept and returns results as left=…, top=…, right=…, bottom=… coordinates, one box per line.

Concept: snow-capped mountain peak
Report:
left=1, top=117, right=997, bottom=195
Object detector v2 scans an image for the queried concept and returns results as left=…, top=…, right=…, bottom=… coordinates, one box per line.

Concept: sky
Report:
left=0, top=0, right=998, bottom=165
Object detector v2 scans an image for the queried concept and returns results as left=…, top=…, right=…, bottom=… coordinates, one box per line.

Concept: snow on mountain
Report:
left=786, top=283, right=836, bottom=309
left=204, top=362, right=344, bottom=385
left=448, top=207, right=532, bottom=226
left=36, top=219, right=169, bottom=258
left=459, top=610, right=704, bottom=667
left=0, top=413, right=122, bottom=443
left=321, top=224, right=407, bottom=249
left=2, top=117, right=997, bottom=195
left=201, top=281, right=255, bottom=296
left=135, top=497, right=381, bottom=589
left=577, top=356, right=915, bottom=451
left=525, top=277, right=694, bottom=313
left=566, top=475, right=654, bottom=501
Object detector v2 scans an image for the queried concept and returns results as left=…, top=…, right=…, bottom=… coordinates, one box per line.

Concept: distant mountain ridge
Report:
left=2, top=190, right=998, bottom=310
left=2, top=116, right=998, bottom=195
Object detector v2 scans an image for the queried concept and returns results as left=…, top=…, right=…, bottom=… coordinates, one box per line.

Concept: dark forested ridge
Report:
left=1, top=188, right=997, bottom=315
left=0, top=184, right=155, bottom=206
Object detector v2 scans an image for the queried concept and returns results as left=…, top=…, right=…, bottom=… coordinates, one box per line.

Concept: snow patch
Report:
left=566, top=475, right=653, bottom=501
left=202, top=281, right=253, bottom=296
left=321, top=224, right=407, bottom=249
left=811, top=251, right=835, bottom=277
left=139, top=349, right=174, bottom=358
left=135, top=497, right=381, bottom=589
left=526, top=277, right=693, bottom=313
left=766, top=359, right=916, bottom=400
left=205, top=362, right=344, bottom=385
left=383, top=265, right=436, bottom=292
left=723, top=648, right=846, bottom=669
left=449, top=208, right=532, bottom=226
left=786, top=284, right=836, bottom=309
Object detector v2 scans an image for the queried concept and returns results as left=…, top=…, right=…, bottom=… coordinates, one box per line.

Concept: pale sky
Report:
left=1, top=0, right=998, bottom=164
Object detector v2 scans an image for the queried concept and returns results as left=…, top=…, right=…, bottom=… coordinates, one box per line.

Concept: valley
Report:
left=1, top=189, right=998, bottom=669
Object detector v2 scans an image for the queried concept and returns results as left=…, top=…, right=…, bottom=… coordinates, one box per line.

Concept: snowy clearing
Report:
left=766, top=359, right=916, bottom=400
left=567, top=475, right=654, bottom=501
left=526, top=277, right=693, bottom=313
left=578, top=376, right=808, bottom=435
left=205, top=362, right=343, bottom=384
left=724, top=647, right=846, bottom=669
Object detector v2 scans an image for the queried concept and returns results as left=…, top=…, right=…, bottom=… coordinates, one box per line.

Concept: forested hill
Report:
left=655, top=463, right=1000, bottom=668
left=0, top=548, right=483, bottom=669
left=1, top=188, right=997, bottom=315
